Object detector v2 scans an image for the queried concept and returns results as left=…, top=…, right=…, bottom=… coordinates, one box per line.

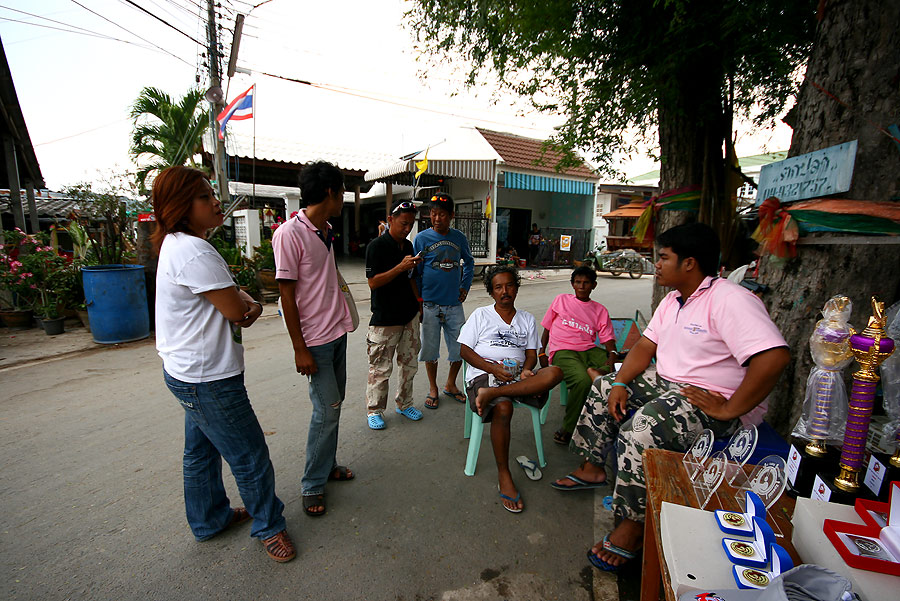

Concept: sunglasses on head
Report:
left=431, top=195, right=450, bottom=203
left=391, top=201, right=416, bottom=214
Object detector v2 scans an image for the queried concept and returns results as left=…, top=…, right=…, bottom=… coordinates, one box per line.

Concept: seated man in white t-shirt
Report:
left=458, top=266, right=563, bottom=513
left=554, top=223, right=790, bottom=573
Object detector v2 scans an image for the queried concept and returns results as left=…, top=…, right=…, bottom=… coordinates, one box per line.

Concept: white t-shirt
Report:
left=155, top=233, right=244, bottom=383
left=457, top=305, right=540, bottom=384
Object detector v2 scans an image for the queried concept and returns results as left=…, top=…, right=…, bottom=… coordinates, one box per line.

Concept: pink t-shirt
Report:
left=643, top=276, right=787, bottom=425
left=272, top=210, right=352, bottom=347
left=540, top=294, right=615, bottom=362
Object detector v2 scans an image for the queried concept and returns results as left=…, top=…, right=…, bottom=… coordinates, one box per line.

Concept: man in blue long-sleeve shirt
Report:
left=413, top=193, right=475, bottom=409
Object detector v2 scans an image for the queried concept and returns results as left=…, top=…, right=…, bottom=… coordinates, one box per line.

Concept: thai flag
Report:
left=216, top=85, right=254, bottom=140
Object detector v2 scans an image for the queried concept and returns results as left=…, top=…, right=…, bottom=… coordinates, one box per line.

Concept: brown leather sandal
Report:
left=230, top=507, right=251, bottom=526
left=262, top=530, right=296, bottom=563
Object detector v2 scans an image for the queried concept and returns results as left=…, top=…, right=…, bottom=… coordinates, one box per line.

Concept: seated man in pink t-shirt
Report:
left=553, top=223, right=790, bottom=574
left=539, top=265, right=617, bottom=446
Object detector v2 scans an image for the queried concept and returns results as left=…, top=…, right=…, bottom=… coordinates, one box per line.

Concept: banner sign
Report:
left=756, top=140, right=857, bottom=204
left=560, top=235, right=572, bottom=251
left=138, top=213, right=156, bottom=222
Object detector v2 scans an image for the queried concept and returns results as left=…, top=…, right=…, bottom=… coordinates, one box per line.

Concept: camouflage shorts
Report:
left=366, top=316, right=421, bottom=414
left=571, top=366, right=738, bottom=522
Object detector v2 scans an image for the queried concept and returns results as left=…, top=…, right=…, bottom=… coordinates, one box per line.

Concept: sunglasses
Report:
left=431, top=195, right=450, bottom=203
left=391, top=201, right=416, bottom=214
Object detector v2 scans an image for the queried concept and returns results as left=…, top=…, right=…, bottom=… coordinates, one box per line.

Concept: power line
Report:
left=68, top=0, right=194, bottom=67
left=34, top=118, right=131, bottom=147
left=0, top=15, right=167, bottom=51
left=122, top=0, right=205, bottom=47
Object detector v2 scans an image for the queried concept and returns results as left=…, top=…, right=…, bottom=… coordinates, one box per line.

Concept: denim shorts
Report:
left=419, top=302, right=465, bottom=363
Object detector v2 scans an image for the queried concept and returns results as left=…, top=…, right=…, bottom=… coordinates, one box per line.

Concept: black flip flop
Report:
left=302, top=494, right=326, bottom=517
left=424, top=394, right=439, bottom=409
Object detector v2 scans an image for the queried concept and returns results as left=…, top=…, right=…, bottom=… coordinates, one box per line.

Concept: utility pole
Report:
left=206, top=0, right=229, bottom=204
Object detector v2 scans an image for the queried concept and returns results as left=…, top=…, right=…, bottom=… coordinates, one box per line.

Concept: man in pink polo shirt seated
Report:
left=552, top=222, right=790, bottom=574
left=273, top=161, right=356, bottom=519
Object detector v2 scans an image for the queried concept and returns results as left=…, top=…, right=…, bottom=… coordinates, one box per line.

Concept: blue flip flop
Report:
left=550, top=474, right=607, bottom=491
left=497, top=485, right=523, bottom=513
left=367, top=414, right=386, bottom=430
left=587, top=534, right=638, bottom=572
left=396, top=406, right=423, bottom=421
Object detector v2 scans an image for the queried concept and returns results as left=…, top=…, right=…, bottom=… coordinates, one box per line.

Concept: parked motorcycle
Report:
left=582, top=244, right=647, bottom=279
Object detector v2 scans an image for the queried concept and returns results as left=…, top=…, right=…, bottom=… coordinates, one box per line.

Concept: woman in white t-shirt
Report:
left=153, top=166, right=294, bottom=563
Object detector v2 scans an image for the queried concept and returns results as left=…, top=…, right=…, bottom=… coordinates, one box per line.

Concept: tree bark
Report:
left=758, top=0, right=900, bottom=436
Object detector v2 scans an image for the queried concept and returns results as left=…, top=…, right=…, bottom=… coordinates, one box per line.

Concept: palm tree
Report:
left=129, top=87, right=208, bottom=192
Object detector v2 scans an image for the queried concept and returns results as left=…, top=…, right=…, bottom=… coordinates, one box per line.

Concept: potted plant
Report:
left=19, top=239, right=76, bottom=335
left=253, top=239, right=278, bottom=293
left=0, top=228, right=37, bottom=329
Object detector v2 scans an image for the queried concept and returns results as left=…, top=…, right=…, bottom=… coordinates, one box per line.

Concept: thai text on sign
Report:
left=756, top=140, right=857, bottom=204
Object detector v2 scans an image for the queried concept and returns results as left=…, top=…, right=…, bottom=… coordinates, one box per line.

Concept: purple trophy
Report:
left=834, top=297, right=896, bottom=493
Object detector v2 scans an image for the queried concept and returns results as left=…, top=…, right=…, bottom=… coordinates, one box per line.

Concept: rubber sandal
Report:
left=328, top=466, right=354, bottom=481
left=497, top=484, right=523, bottom=513
left=586, top=533, right=639, bottom=572
left=229, top=507, right=251, bottom=527
left=302, top=494, right=326, bottom=517
left=262, top=530, right=296, bottom=563
left=396, top=406, right=423, bottom=421
left=424, top=394, right=439, bottom=409
left=367, top=414, right=386, bottom=430
left=516, top=455, right=542, bottom=481
left=442, top=389, right=467, bottom=403
left=553, top=429, right=572, bottom=445
left=550, top=474, right=607, bottom=491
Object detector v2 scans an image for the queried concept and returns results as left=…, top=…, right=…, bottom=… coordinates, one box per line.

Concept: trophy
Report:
left=794, top=296, right=854, bottom=457
left=834, top=298, right=896, bottom=493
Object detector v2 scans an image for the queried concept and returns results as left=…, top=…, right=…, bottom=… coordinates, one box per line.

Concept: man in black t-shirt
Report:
left=364, top=200, right=424, bottom=430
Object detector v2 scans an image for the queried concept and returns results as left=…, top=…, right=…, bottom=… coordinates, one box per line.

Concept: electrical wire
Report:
left=121, top=0, right=205, bottom=46
left=68, top=0, right=194, bottom=67
left=0, top=15, right=173, bottom=53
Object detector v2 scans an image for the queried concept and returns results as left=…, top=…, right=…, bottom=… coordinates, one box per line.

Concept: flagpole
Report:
left=252, top=84, right=256, bottom=209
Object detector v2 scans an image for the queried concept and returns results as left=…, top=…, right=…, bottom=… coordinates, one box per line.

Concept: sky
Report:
left=1, top=0, right=794, bottom=192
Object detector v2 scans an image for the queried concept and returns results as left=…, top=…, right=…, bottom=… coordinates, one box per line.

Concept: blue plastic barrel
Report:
left=82, top=265, right=150, bottom=344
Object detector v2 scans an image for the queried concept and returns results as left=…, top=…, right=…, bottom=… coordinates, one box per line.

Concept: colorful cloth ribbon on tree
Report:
left=633, top=185, right=702, bottom=243
left=752, top=197, right=900, bottom=258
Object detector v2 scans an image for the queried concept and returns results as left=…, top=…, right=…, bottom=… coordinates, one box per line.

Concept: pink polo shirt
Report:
left=540, top=294, right=615, bottom=362
left=643, top=276, right=786, bottom=425
left=272, top=210, right=352, bottom=347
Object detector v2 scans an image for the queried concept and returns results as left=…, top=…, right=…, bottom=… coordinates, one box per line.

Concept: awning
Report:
left=365, top=159, right=496, bottom=182
left=603, top=201, right=647, bottom=219
left=503, top=170, right=595, bottom=195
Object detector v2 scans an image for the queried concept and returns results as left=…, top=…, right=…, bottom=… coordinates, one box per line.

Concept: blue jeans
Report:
left=303, top=334, right=347, bottom=496
left=164, top=370, right=286, bottom=541
left=419, top=303, right=465, bottom=362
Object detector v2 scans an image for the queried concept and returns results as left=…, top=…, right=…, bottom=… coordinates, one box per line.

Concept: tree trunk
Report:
left=757, top=0, right=900, bottom=436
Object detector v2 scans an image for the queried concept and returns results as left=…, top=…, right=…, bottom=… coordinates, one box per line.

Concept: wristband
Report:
left=538, top=352, right=547, bottom=358
left=252, top=301, right=263, bottom=311
left=611, top=382, right=629, bottom=389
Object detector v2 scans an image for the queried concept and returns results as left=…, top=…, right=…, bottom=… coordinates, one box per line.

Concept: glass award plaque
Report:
left=682, top=428, right=714, bottom=481
left=724, top=424, right=759, bottom=485
left=733, top=455, right=788, bottom=511
left=692, top=450, right=728, bottom=509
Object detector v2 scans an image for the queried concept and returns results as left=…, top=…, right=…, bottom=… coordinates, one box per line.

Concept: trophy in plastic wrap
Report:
left=880, top=302, right=900, bottom=469
left=796, top=295, right=854, bottom=456
left=834, top=297, right=896, bottom=494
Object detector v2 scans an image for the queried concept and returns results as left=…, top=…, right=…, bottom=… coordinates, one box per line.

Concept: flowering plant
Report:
left=0, top=230, right=76, bottom=316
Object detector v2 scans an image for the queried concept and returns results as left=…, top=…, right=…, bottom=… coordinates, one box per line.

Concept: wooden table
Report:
left=641, top=449, right=799, bottom=601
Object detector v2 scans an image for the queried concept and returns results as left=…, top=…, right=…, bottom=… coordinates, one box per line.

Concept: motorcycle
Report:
left=582, top=244, right=647, bottom=279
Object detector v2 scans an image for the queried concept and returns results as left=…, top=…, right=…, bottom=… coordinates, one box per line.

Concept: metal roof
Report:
left=603, top=201, right=647, bottom=219
left=204, top=132, right=396, bottom=173
left=365, top=158, right=496, bottom=183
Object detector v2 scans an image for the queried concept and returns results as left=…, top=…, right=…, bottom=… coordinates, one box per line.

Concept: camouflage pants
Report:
left=571, top=366, right=738, bottom=523
left=366, top=316, right=421, bottom=415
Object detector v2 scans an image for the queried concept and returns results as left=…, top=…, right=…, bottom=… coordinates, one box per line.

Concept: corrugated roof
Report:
left=476, top=127, right=597, bottom=178
left=204, top=133, right=396, bottom=173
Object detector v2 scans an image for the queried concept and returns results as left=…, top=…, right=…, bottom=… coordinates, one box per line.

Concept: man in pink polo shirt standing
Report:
left=273, top=161, right=355, bottom=519
left=552, top=222, right=790, bottom=574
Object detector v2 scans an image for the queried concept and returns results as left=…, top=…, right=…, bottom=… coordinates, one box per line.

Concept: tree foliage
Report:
left=408, top=0, right=815, bottom=183
left=129, top=87, right=208, bottom=192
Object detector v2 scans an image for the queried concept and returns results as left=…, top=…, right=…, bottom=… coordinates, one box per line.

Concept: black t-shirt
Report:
left=365, top=232, right=419, bottom=327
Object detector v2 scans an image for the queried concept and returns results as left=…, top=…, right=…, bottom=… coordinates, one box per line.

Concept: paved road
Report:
left=1, top=271, right=652, bottom=601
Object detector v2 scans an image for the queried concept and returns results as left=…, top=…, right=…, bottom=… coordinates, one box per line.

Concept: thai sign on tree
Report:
left=756, top=140, right=857, bottom=204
